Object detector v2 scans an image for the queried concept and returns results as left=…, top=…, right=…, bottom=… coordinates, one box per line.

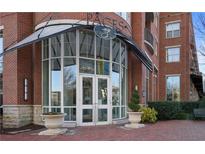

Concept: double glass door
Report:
left=79, top=75, right=110, bottom=126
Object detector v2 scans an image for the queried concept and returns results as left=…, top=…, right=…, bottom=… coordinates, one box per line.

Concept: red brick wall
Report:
left=159, top=13, right=191, bottom=101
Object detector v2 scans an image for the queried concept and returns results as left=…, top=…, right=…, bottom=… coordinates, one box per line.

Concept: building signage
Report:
left=94, top=25, right=116, bottom=40
left=86, top=13, right=131, bottom=35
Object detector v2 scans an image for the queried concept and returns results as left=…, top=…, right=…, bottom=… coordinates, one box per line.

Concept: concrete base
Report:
left=38, top=128, right=68, bottom=136
left=124, top=123, right=145, bottom=129
left=3, top=105, right=33, bottom=128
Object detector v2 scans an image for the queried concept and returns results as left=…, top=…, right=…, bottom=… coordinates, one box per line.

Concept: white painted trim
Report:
left=0, top=25, right=4, bottom=30
left=143, top=50, right=153, bottom=62
left=165, top=45, right=181, bottom=49
left=165, top=20, right=181, bottom=25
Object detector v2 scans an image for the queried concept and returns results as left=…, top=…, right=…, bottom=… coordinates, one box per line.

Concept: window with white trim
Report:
left=166, top=47, right=180, bottom=62
left=166, top=22, right=180, bottom=38
left=166, top=75, right=180, bottom=101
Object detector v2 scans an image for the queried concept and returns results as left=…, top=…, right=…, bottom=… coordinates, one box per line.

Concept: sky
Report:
left=192, top=12, right=205, bottom=74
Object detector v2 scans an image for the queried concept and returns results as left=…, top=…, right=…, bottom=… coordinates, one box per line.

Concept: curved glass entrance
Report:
left=42, top=29, right=128, bottom=126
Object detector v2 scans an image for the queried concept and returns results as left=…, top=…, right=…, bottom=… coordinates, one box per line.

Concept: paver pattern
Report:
left=1, top=120, right=205, bottom=141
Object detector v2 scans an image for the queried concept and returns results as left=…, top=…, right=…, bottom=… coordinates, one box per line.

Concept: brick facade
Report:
left=0, top=12, right=200, bottom=128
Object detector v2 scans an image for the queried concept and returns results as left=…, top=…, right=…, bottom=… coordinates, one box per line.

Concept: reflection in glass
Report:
left=121, top=67, right=126, bottom=106
left=83, top=77, right=93, bottom=105
left=121, top=107, right=126, bottom=118
left=43, top=39, right=49, bottom=59
left=166, top=76, right=180, bottom=101
left=98, top=79, right=108, bottom=105
left=64, top=108, right=76, bottom=121
left=51, top=108, right=61, bottom=113
left=79, top=30, right=94, bottom=58
left=51, top=35, right=61, bottom=57
left=96, top=37, right=110, bottom=60
left=83, top=109, right=93, bottom=122
left=98, top=109, right=107, bottom=122
left=112, top=63, right=120, bottom=106
left=43, top=61, right=49, bottom=106
left=96, top=61, right=110, bottom=75
left=43, top=108, right=49, bottom=114
left=121, top=43, right=126, bottom=65
left=51, top=59, right=61, bottom=106
left=112, top=39, right=120, bottom=63
left=112, top=107, right=120, bottom=119
left=64, top=32, right=76, bottom=56
left=79, top=58, right=94, bottom=74
left=64, top=58, right=76, bottom=106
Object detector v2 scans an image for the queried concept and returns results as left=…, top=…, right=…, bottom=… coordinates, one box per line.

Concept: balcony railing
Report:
left=144, top=28, right=154, bottom=54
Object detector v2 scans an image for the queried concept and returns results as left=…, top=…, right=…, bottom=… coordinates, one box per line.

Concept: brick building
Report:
left=0, top=12, right=202, bottom=128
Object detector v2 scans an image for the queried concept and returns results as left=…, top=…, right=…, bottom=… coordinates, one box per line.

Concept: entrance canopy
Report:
left=4, top=24, right=153, bottom=71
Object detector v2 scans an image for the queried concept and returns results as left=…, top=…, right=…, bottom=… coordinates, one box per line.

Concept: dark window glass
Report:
left=96, top=37, right=110, bottom=60
left=51, top=35, right=61, bottom=57
left=64, top=58, right=76, bottom=106
left=64, top=32, right=76, bottom=56
left=112, top=39, right=120, bottom=63
left=79, top=30, right=94, bottom=58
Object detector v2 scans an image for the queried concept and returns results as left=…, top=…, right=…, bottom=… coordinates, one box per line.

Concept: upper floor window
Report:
left=116, top=12, right=129, bottom=21
left=166, top=46, right=180, bottom=63
left=166, top=22, right=180, bottom=38
left=166, top=75, right=180, bottom=101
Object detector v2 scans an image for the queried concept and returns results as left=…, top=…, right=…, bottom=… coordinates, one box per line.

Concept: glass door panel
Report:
left=83, top=77, right=93, bottom=105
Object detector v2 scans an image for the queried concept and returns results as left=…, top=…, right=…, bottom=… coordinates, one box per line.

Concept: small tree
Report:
left=128, top=86, right=141, bottom=112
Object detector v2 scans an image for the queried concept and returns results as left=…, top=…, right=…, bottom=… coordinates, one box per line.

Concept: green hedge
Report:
left=148, top=101, right=205, bottom=120
left=148, top=101, right=181, bottom=120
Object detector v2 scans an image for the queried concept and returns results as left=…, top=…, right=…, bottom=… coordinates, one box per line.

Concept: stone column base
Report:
left=3, top=105, right=33, bottom=128
left=33, top=105, right=43, bottom=125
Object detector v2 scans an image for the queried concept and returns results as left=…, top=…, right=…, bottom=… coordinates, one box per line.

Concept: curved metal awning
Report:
left=3, top=24, right=153, bottom=71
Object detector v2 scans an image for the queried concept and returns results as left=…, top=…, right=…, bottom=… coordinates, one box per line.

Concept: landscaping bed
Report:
left=148, top=100, right=205, bottom=120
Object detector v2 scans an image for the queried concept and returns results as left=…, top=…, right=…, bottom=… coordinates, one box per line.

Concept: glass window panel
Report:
left=51, top=58, right=61, bottom=106
left=43, top=107, right=49, bottom=114
left=112, top=107, right=120, bottom=119
left=96, top=60, right=110, bottom=75
left=64, top=58, right=76, bottom=106
left=166, top=31, right=172, bottom=38
left=64, top=108, right=76, bottom=121
left=83, top=109, right=93, bottom=122
left=83, top=77, right=93, bottom=105
left=98, top=79, right=108, bottom=105
left=96, top=37, right=110, bottom=60
left=79, top=30, right=94, bottom=58
left=51, top=35, right=61, bottom=57
left=112, top=63, right=120, bottom=106
left=173, top=30, right=180, bottom=37
left=64, top=32, right=76, bottom=56
left=43, top=60, right=49, bottom=106
left=121, top=67, right=126, bottom=105
left=79, top=58, right=94, bottom=74
left=166, top=23, right=180, bottom=38
left=167, top=47, right=180, bottom=62
left=51, top=108, right=61, bottom=113
left=112, top=39, right=120, bottom=63
left=43, top=39, right=49, bottom=59
left=166, top=76, right=180, bottom=101
left=121, top=107, right=126, bottom=118
left=121, top=43, right=126, bottom=65
left=98, top=109, right=108, bottom=122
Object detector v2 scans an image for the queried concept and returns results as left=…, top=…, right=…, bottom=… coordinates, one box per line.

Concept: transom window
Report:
left=166, top=75, right=180, bottom=101
left=166, top=22, right=180, bottom=38
left=166, top=47, right=180, bottom=62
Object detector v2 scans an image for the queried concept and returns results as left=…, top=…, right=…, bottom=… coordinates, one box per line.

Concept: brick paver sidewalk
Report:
left=1, top=120, right=205, bottom=141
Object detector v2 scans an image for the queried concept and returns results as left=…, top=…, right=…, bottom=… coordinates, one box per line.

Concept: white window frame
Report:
left=165, top=74, right=181, bottom=101
left=165, top=21, right=181, bottom=39
left=165, top=45, right=181, bottom=63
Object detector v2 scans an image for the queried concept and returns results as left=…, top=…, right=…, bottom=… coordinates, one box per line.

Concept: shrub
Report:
left=139, top=107, right=158, bottom=123
left=148, top=101, right=181, bottom=120
left=128, top=86, right=140, bottom=112
left=173, top=112, right=190, bottom=120
left=180, top=101, right=200, bottom=113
